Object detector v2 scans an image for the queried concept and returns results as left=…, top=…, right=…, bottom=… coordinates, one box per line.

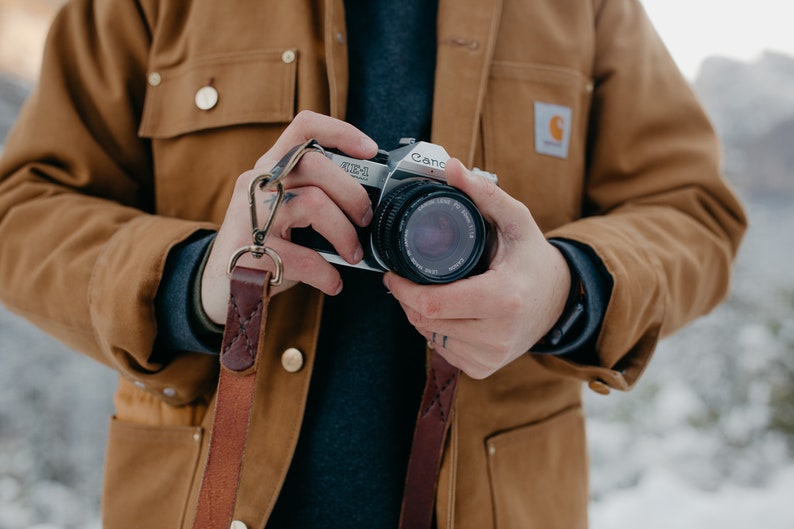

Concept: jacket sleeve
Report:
left=0, top=0, right=218, bottom=405
left=535, top=0, right=747, bottom=390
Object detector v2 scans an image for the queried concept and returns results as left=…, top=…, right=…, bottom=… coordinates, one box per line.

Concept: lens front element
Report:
left=372, top=181, right=486, bottom=284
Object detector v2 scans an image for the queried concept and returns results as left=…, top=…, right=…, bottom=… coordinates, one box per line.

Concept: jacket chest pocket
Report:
left=138, top=49, right=298, bottom=222
left=481, top=63, right=593, bottom=232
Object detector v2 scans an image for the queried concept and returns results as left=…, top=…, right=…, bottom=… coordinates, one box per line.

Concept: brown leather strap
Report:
left=399, top=350, right=461, bottom=529
left=191, top=266, right=271, bottom=529
left=192, top=266, right=458, bottom=529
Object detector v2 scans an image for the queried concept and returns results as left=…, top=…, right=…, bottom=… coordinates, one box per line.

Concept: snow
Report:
left=591, top=466, right=794, bottom=529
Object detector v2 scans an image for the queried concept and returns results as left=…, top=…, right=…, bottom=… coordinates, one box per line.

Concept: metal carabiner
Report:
left=227, top=138, right=325, bottom=285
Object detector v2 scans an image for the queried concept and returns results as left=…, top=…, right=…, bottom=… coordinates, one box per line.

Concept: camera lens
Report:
left=409, top=209, right=458, bottom=260
left=372, top=181, right=486, bottom=284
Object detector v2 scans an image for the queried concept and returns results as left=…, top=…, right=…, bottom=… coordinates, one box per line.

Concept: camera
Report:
left=291, top=139, right=496, bottom=284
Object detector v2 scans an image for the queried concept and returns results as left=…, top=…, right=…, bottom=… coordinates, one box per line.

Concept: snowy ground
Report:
left=1, top=78, right=793, bottom=528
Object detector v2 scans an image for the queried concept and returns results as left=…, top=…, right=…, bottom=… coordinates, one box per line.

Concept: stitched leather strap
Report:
left=191, top=266, right=458, bottom=529
left=399, top=351, right=461, bottom=529
left=191, top=266, right=271, bottom=529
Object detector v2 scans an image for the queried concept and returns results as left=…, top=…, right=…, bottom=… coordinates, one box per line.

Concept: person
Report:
left=0, top=0, right=746, bottom=528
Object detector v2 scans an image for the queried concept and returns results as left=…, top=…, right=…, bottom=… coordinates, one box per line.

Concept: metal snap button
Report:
left=195, top=85, right=219, bottom=111
left=281, top=347, right=304, bottom=373
left=281, top=49, right=296, bottom=64
left=588, top=379, right=611, bottom=395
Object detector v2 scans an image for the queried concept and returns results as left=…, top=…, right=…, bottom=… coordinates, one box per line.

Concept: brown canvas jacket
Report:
left=0, top=0, right=746, bottom=528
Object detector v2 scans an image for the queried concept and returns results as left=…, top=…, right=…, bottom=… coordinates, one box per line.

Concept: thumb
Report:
left=443, top=158, right=518, bottom=227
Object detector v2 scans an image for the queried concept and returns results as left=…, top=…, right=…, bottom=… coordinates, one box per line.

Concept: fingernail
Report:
left=353, top=246, right=364, bottom=263
left=333, top=281, right=343, bottom=296
left=361, top=136, right=378, bottom=154
left=361, top=206, right=374, bottom=226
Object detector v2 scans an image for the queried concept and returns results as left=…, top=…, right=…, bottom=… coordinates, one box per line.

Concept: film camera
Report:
left=292, top=139, right=496, bottom=284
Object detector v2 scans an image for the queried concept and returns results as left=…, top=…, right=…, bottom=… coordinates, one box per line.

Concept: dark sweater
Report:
left=267, top=2, right=436, bottom=526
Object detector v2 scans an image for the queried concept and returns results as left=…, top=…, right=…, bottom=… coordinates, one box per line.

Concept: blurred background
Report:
left=1, top=1, right=792, bottom=528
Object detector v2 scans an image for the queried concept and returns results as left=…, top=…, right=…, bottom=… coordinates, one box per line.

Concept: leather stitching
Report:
left=422, top=366, right=457, bottom=422
left=222, top=292, right=263, bottom=361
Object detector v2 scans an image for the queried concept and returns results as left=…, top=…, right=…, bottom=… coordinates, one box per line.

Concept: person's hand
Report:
left=383, top=158, right=572, bottom=379
left=201, top=111, right=378, bottom=325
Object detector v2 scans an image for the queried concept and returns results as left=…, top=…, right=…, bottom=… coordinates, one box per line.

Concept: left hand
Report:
left=384, top=158, right=571, bottom=379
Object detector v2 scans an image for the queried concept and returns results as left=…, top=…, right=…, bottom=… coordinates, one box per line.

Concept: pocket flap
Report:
left=139, top=49, right=297, bottom=139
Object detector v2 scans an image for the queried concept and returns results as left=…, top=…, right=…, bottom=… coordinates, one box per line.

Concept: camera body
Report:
left=292, top=139, right=496, bottom=284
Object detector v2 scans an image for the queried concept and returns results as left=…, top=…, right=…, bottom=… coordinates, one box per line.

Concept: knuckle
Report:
left=482, top=177, right=499, bottom=199
left=292, top=109, right=316, bottom=127
left=299, top=186, right=325, bottom=208
left=416, top=292, right=442, bottom=318
left=406, top=308, right=427, bottom=329
left=235, top=169, right=255, bottom=192
left=300, top=151, right=325, bottom=172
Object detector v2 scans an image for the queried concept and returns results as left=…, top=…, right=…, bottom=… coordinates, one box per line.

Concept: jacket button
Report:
left=588, top=379, right=611, bottom=395
left=230, top=521, right=247, bottom=529
left=195, top=86, right=219, bottom=111
left=281, top=347, right=304, bottom=373
left=281, top=50, right=296, bottom=64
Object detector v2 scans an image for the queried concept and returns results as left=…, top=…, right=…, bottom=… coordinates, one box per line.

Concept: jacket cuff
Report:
left=88, top=215, right=220, bottom=406
left=153, top=231, right=221, bottom=359
left=531, top=239, right=613, bottom=360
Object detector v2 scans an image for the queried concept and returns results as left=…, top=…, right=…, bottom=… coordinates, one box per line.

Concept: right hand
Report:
left=200, top=111, right=378, bottom=325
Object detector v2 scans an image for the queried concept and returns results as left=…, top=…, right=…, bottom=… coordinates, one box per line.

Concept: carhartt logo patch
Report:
left=534, top=102, right=572, bottom=159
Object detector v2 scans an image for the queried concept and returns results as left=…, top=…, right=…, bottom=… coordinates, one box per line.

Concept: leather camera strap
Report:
left=191, top=266, right=271, bottom=529
left=192, top=267, right=460, bottom=529
left=399, top=351, right=461, bottom=529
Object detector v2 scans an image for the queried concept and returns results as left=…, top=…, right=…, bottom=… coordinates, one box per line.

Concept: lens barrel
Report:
left=372, top=181, right=486, bottom=284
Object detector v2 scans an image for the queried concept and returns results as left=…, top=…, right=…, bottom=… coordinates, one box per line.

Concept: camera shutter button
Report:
left=372, top=149, right=390, bottom=163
